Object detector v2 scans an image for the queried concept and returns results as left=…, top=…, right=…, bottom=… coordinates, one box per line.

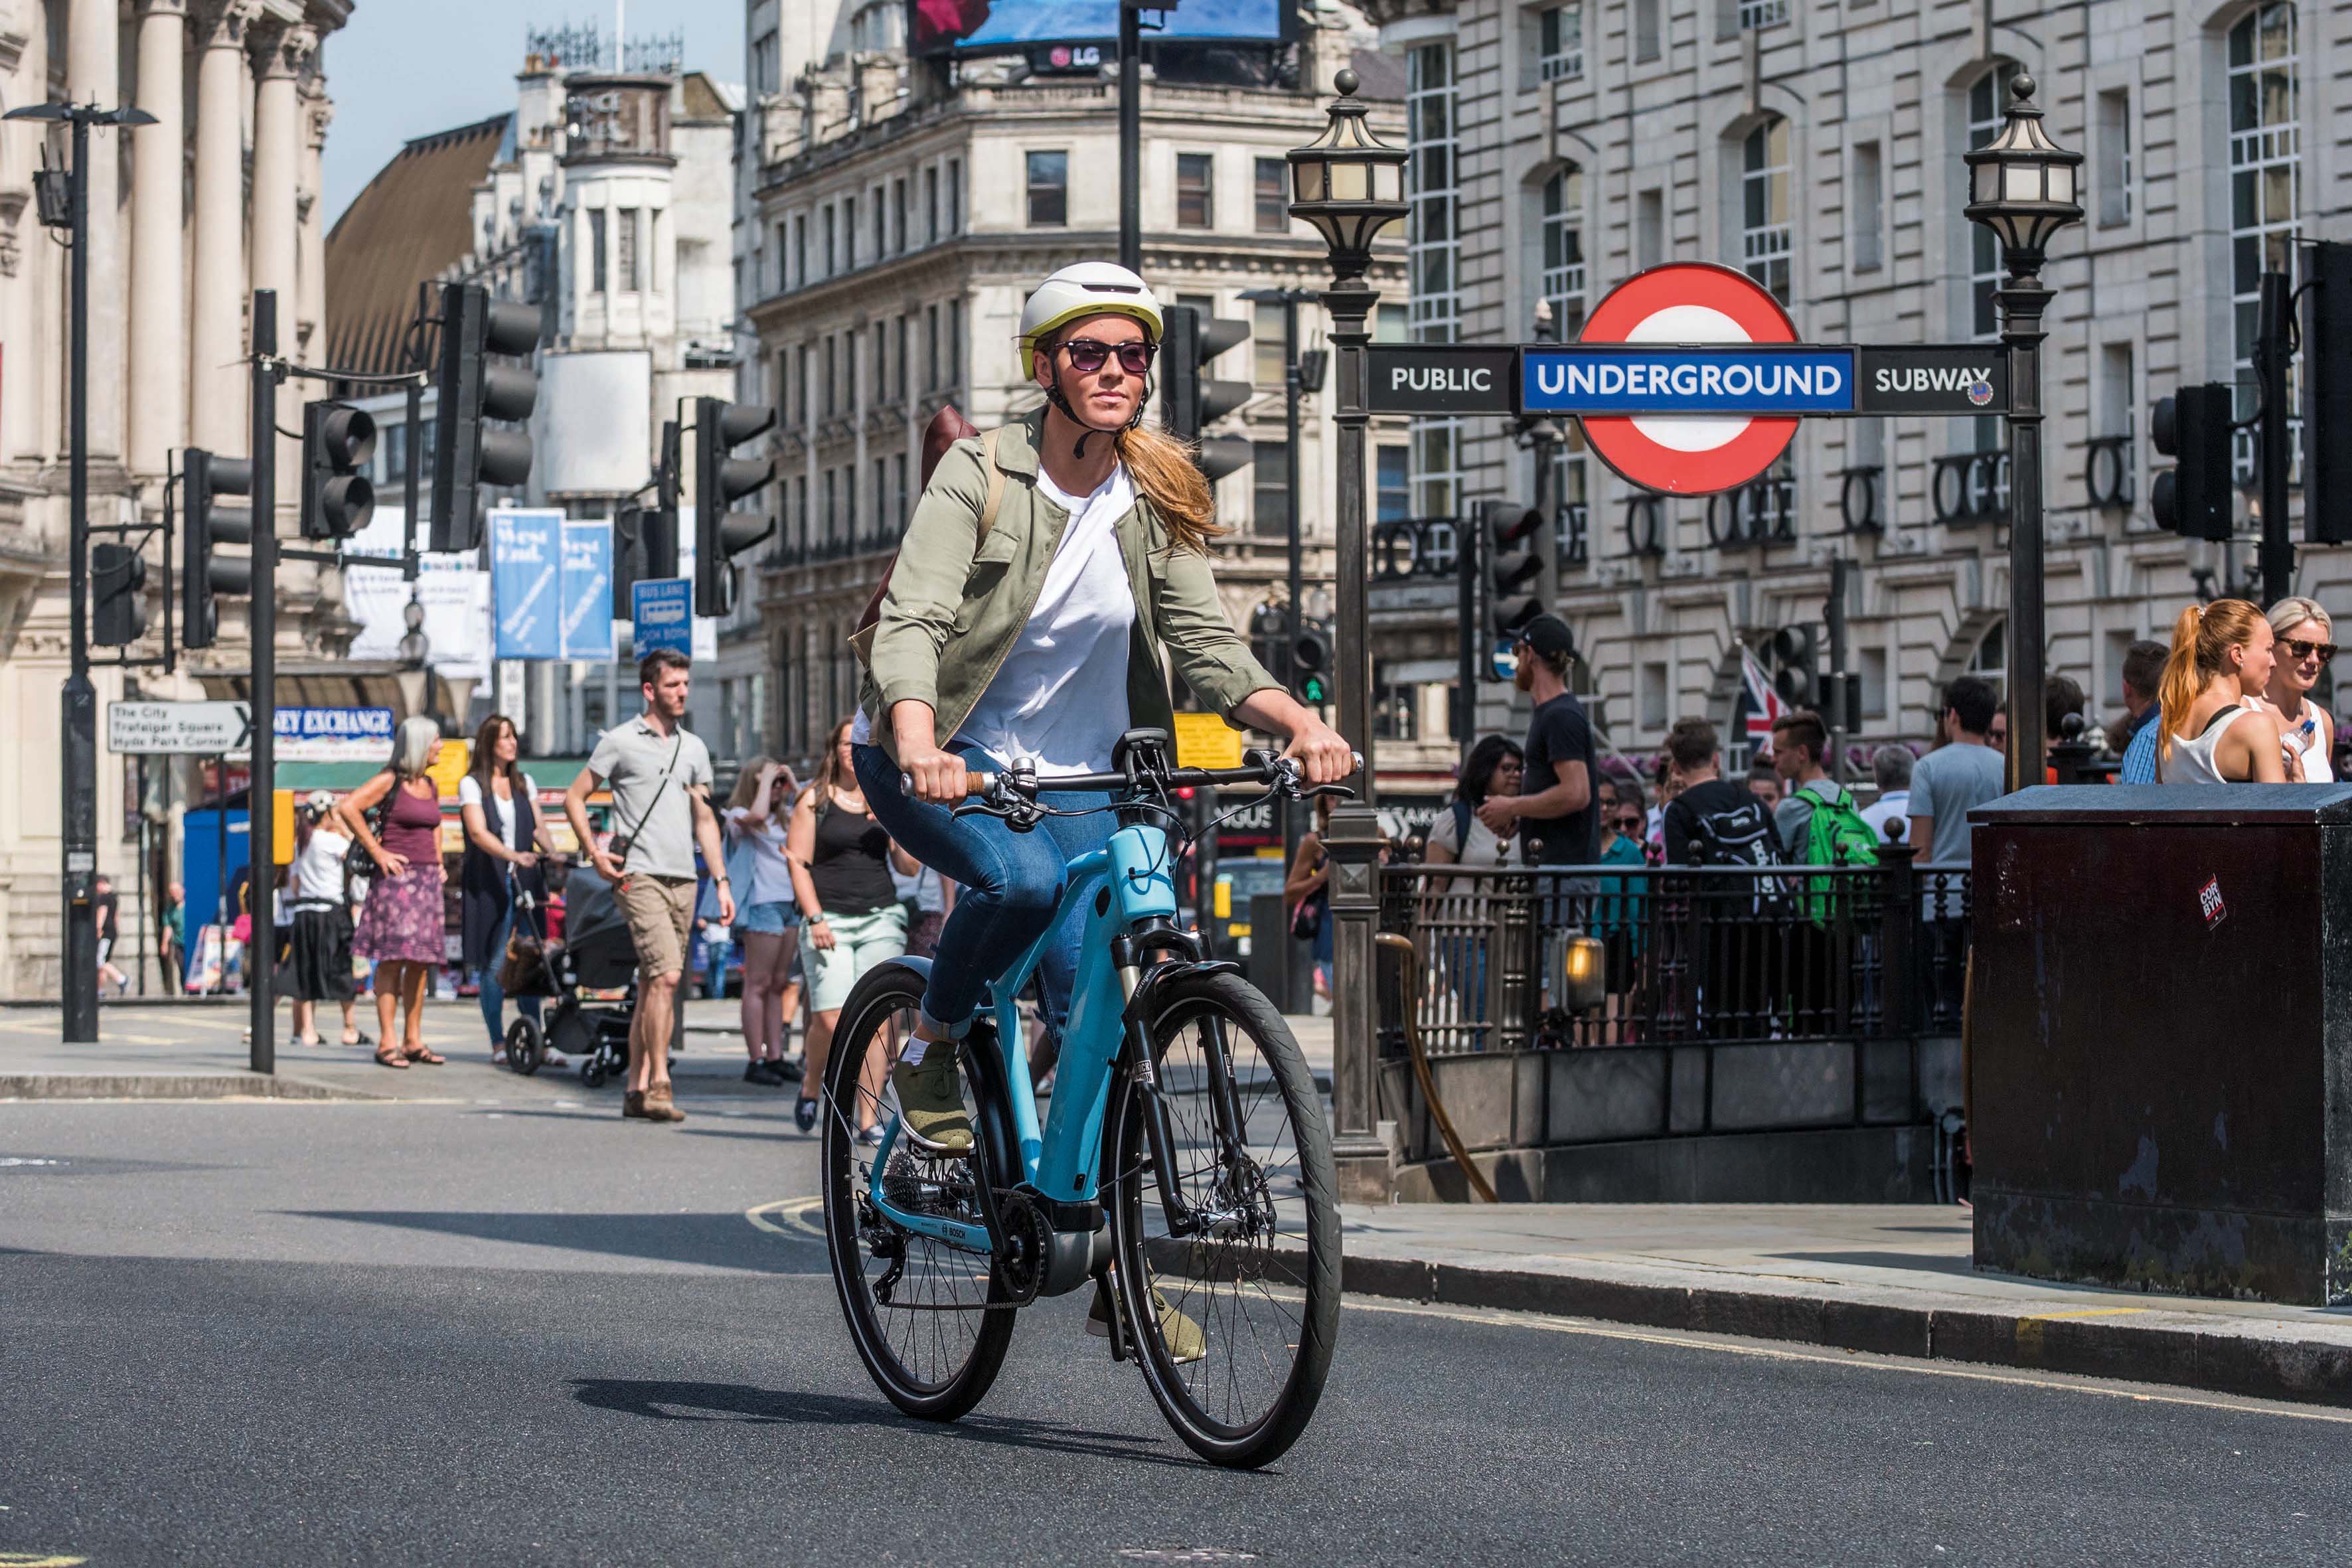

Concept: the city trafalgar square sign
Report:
left=1366, top=262, right=2011, bottom=496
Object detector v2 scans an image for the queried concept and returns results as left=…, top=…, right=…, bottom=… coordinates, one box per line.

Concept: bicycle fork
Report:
left=1119, top=967, right=1253, bottom=1241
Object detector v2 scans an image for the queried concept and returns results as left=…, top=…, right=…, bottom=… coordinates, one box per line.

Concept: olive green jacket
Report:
left=854, top=409, right=1280, bottom=763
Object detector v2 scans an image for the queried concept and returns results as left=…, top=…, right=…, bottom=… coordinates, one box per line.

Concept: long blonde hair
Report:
left=728, top=754, right=775, bottom=812
left=2157, top=598, right=2266, bottom=769
left=1038, top=321, right=1223, bottom=554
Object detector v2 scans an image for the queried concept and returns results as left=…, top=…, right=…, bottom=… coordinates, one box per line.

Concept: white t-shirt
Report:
left=291, top=824, right=351, bottom=906
left=1858, top=789, right=1910, bottom=846
left=1424, top=801, right=1515, bottom=868
left=457, top=774, right=516, bottom=848
left=951, top=464, right=1138, bottom=777
left=725, top=805, right=798, bottom=908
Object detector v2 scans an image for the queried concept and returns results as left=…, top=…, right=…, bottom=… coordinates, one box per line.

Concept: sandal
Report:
left=345, top=1030, right=372, bottom=1048
left=374, top=1047, right=410, bottom=1069
left=405, top=1046, right=445, bottom=1066
left=293, top=1036, right=323, bottom=1050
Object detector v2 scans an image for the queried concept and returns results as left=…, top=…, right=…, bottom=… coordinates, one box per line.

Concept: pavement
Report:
left=7, top=1097, right=2351, bottom=1564
left=5, top=1000, right=2348, bottom=1418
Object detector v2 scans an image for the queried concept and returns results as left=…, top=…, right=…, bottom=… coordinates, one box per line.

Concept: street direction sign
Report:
left=631, top=577, right=693, bottom=658
left=1571, top=262, right=1801, bottom=495
left=1365, top=345, right=1518, bottom=415
left=108, top=700, right=253, bottom=756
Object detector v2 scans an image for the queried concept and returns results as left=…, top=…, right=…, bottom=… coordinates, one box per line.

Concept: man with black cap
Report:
left=1476, top=612, right=1597, bottom=870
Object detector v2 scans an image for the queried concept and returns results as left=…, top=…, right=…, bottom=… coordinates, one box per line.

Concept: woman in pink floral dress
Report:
left=340, top=718, right=449, bottom=1067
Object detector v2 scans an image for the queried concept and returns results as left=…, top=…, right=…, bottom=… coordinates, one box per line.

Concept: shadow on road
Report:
left=568, top=1377, right=1201, bottom=1468
left=291, top=1210, right=824, bottom=1272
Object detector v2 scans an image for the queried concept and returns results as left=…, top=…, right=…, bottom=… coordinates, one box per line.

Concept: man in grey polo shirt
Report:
left=566, top=648, right=732, bottom=1123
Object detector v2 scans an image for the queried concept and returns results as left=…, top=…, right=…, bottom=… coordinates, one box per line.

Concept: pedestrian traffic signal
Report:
left=2304, top=241, right=2352, bottom=545
left=430, top=281, right=540, bottom=554
left=298, top=398, right=377, bottom=541
left=1292, top=619, right=1332, bottom=706
left=1771, top=625, right=1819, bottom=707
left=92, top=542, right=146, bottom=646
left=1159, top=305, right=1253, bottom=484
left=693, top=397, right=776, bottom=617
left=2150, top=382, right=2233, bottom=542
left=180, top=447, right=252, bottom=651
left=1485, top=500, right=1545, bottom=645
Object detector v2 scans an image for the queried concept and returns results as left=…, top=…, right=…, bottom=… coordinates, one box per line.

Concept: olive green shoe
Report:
left=1088, top=1281, right=1207, bottom=1365
left=889, top=1051, right=973, bottom=1156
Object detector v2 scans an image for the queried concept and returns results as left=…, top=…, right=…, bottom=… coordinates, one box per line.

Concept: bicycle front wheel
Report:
left=1105, top=969, right=1341, bottom=1468
left=820, top=961, right=1015, bottom=1421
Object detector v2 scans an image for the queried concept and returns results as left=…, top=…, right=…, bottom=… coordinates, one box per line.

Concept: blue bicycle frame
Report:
left=864, top=819, right=1178, bottom=1255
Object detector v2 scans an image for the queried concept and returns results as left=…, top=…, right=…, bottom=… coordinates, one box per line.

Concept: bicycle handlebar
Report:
left=905, top=747, right=1364, bottom=809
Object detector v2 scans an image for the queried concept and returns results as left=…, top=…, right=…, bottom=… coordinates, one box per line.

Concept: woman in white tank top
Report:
left=2260, top=595, right=2338, bottom=783
left=2155, top=598, right=2287, bottom=784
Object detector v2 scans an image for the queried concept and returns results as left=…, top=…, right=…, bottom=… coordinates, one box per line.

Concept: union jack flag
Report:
left=1739, top=647, right=1788, bottom=759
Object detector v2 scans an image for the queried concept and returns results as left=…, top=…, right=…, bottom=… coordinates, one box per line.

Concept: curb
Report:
left=0, top=1073, right=388, bottom=1103
left=1326, top=1252, right=2352, bottom=1409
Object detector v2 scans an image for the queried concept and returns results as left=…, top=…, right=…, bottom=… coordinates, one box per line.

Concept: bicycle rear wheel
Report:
left=820, top=961, right=1015, bottom=1421
left=1105, top=969, right=1340, bottom=1468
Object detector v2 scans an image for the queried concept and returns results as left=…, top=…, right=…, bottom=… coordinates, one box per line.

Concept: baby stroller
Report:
left=503, top=862, right=640, bottom=1089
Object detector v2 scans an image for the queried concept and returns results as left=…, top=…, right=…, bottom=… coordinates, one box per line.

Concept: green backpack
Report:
left=1797, top=781, right=1878, bottom=925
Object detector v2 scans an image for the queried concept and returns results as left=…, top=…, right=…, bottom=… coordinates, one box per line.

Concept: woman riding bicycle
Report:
left=852, top=260, right=1352, bottom=1158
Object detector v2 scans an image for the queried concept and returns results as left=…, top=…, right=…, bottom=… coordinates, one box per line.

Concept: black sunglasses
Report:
left=2284, top=637, right=2340, bottom=663
left=1058, top=338, right=1156, bottom=375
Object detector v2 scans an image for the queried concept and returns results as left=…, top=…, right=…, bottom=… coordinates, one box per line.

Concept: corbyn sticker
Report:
left=2199, top=876, right=2227, bottom=930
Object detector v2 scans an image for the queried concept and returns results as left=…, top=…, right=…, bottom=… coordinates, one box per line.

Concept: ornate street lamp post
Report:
left=1289, top=69, right=1409, bottom=1188
left=1964, top=74, right=2082, bottom=791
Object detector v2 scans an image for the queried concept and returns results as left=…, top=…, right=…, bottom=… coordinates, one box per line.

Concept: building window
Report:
left=947, top=157, right=963, bottom=232
left=1539, top=165, right=1586, bottom=337
left=1539, top=4, right=1583, bottom=81
left=751, top=29, right=779, bottom=94
left=925, top=303, right=939, bottom=390
left=893, top=452, right=909, bottom=526
left=1851, top=141, right=1884, bottom=272
left=1551, top=426, right=1589, bottom=564
left=823, top=337, right=836, bottom=416
left=1026, top=151, right=1068, bottom=227
left=1375, top=303, right=1408, bottom=342
left=794, top=345, right=809, bottom=427
left=872, top=185, right=886, bottom=256
left=844, top=194, right=858, bottom=268
left=1967, top=65, right=2017, bottom=339
left=1376, top=445, right=1409, bottom=523
left=947, top=299, right=963, bottom=386
left=1408, top=43, right=1462, bottom=518
left=924, top=165, right=939, bottom=244
left=1739, top=0, right=1788, bottom=27
left=844, top=327, right=858, bottom=412
left=844, top=465, right=858, bottom=542
left=793, top=473, right=808, bottom=550
left=873, top=456, right=888, bottom=537
left=2096, top=88, right=2132, bottom=226
left=1254, top=300, right=1285, bottom=386
left=1638, top=661, right=1670, bottom=732
left=872, top=328, right=888, bottom=406
left=1634, top=0, right=1661, bottom=61
left=894, top=313, right=909, bottom=402
left=1636, top=187, right=1664, bottom=270
left=1740, top=118, right=1791, bottom=305
left=2100, top=342, right=2136, bottom=445
left=2231, top=0, right=2299, bottom=480
left=823, top=469, right=837, bottom=542
left=1176, top=152, right=1214, bottom=228
left=616, top=207, right=639, bottom=291
left=791, top=213, right=806, bottom=288
left=589, top=207, right=607, bottom=293
left=892, top=176, right=907, bottom=253
left=1251, top=443, right=1289, bottom=539
left=822, top=203, right=837, bottom=277
left=1255, top=157, right=1288, bottom=232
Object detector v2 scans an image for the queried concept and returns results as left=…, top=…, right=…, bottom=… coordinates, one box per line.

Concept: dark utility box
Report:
left=1970, top=785, right=2352, bottom=1306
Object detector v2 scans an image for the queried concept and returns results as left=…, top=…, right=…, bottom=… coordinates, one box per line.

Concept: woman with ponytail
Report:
left=850, top=262, right=1350, bottom=1348
left=2155, top=598, right=2286, bottom=783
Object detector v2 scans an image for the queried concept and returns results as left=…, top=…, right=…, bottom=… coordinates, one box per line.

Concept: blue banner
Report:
left=558, top=518, right=615, bottom=661
left=491, top=508, right=563, bottom=661
left=1522, top=349, right=1856, bottom=416
left=631, top=578, right=692, bottom=658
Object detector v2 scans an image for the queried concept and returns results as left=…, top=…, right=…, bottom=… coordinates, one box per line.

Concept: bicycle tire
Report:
left=1105, top=969, right=1341, bottom=1468
left=821, top=961, right=1016, bottom=1422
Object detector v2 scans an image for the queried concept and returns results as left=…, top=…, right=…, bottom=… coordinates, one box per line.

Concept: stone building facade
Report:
left=737, top=0, right=1420, bottom=777
left=0, top=0, right=354, bottom=995
left=1363, top=0, right=2350, bottom=771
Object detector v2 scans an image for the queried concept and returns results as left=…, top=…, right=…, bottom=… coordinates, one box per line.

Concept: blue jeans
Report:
left=853, top=742, right=1113, bottom=1040
left=478, top=902, right=543, bottom=1045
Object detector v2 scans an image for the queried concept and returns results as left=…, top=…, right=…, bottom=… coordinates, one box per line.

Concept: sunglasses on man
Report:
left=2284, top=637, right=2340, bottom=663
left=1057, top=338, right=1156, bottom=375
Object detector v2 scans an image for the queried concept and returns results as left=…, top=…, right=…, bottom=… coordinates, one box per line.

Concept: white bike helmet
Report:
left=1016, top=262, right=1165, bottom=379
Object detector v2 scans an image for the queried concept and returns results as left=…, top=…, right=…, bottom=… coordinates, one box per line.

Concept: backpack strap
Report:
left=977, top=427, right=1006, bottom=540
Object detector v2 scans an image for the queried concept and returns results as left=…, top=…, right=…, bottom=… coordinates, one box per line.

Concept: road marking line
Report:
left=747, top=1196, right=826, bottom=1242
left=0, top=1553, right=92, bottom=1566
left=1338, top=1296, right=2352, bottom=1427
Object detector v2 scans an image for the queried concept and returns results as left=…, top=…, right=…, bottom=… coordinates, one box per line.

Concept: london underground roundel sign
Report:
left=1572, top=263, right=1799, bottom=496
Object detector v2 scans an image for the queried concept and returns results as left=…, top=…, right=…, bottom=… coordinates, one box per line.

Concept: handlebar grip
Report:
left=900, top=769, right=999, bottom=799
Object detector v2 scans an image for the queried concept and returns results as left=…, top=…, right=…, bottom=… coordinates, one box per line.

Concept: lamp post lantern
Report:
left=1289, top=68, right=1409, bottom=1187
left=1963, top=73, right=2082, bottom=791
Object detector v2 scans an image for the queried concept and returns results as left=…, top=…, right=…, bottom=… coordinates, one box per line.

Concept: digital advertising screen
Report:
left=909, top=0, right=1289, bottom=57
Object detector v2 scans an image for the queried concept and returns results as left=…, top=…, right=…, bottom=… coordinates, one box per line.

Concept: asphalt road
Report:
left=3, top=1099, right=2349, bottom=1567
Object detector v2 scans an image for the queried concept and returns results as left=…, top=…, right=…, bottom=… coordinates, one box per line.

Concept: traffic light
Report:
left=1249, top=602, right=1289, bottom=683
left=92, top=542, right=147, bottom=646
left=1486, top=500, right=1545, bottom=639
left=299, top=399, right=377, bottom=540
left=2304, top=241, right=2352, bottom=544
left=1771, top=625, right=1819, bottom=708
left=1291, top=619, right=1332, bottom=706
left=1159, top=304, right=1253, bottom=483
left=180, top=448, right=252, bottom=651
left=2150, top=382, right=2233, bottom=542
left=693, top=397, right=776, bottom=617
left=430, top=281, right=540, bottom=553
left=613, top=504, right=680, bottom=604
